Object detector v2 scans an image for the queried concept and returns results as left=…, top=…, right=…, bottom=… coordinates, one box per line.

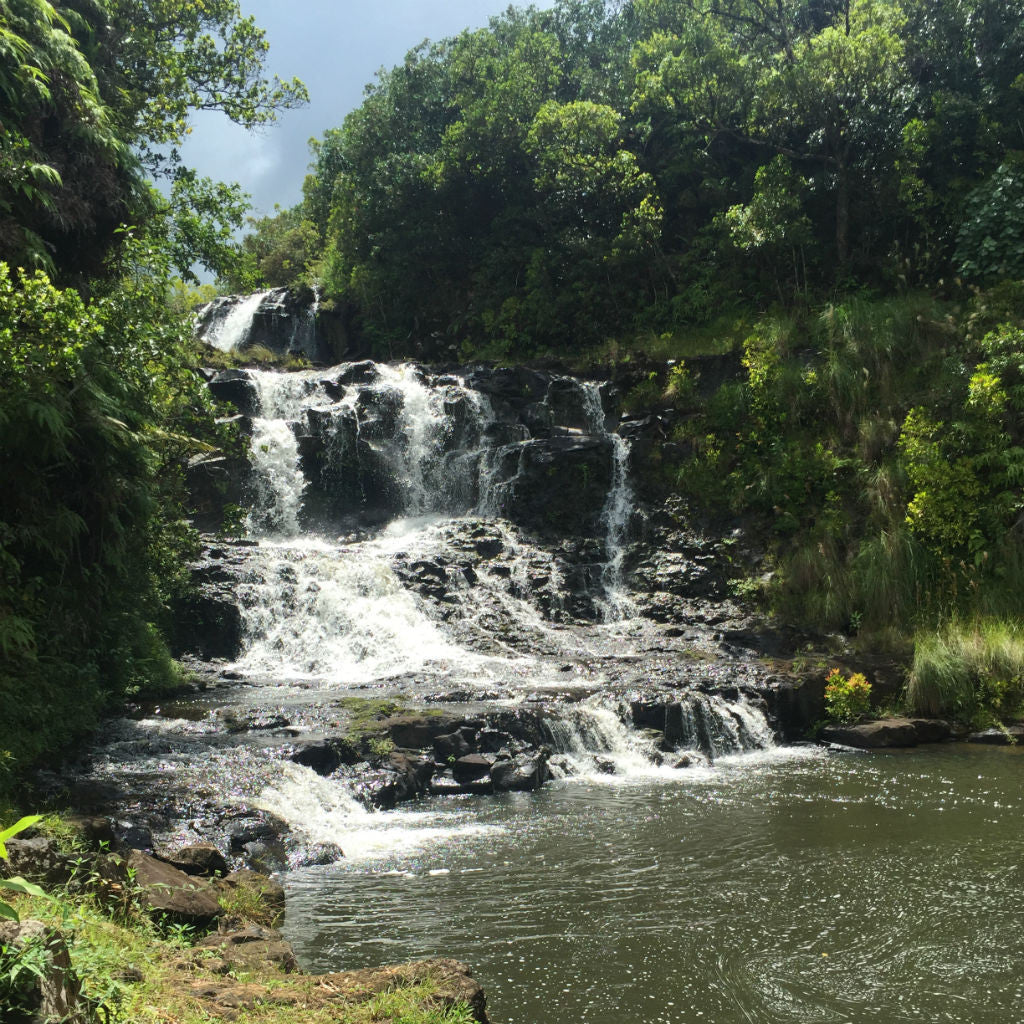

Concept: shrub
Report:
left=824, top=668, right=872, bottom=723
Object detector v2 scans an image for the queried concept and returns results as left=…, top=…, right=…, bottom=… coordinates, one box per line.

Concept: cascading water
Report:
left=199, top=289, right=276, bottom=352
left=582, top=383, right=635, bottom=620
left=542, top=692, right=774, bottom=780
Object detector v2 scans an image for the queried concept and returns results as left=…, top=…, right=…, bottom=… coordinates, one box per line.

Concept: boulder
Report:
left=434, top=730, right=473, bottom=762
left=384, top=713, right=461, bottom=749
left=490, top=752, right=550, bottom=792
left=127, top=850, right=222, bottom=925
left=819, top=718, right=921, bottom=748
left=289, top=737, right=360, bottom=775
left=452, top=754, right=492, bottom=784
left=155, top=842, right=229, bottom=878
left=207, top=369, right=258, bottom=415
left=965, top=724, right=1024, bottom=745
left=387, top=752, right=435, bottom=801
left=1, top=837, right=76, bottom=887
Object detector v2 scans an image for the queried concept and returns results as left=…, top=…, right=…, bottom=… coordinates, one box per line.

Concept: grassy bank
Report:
left=1, top=818, right=478, bottom=1024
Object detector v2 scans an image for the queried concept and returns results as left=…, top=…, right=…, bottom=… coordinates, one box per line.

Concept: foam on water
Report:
left=255, top=763, right=497, bottom=864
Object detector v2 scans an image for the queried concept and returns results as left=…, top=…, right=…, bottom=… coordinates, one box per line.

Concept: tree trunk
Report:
left=836, top=172, right=850, bottom=269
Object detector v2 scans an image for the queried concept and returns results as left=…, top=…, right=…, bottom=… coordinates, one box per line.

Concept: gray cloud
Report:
left=180, top=0, right=524, bottom=217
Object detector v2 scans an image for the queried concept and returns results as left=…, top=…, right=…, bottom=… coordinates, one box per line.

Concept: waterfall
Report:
left=200, top=290, right=274, bottom=352
left=582, top=383, right=635, bottom=620
left=543, top=693, right=774, bottom=778
left=246, top=371, right=322, bottom=535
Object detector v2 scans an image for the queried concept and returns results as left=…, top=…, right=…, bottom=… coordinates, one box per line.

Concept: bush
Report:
left=824, top=668, right=873, bottom=723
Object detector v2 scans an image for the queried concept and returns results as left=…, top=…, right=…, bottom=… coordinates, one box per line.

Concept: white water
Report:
left=543, top=693, right=774, bottom=782
left=201, top=290, right=274, bottom=352
left=220, top=357, right=779, bottom=863
left=247, top=372, right=328, bottom=536
left=582, top=383, right=635, bottom=620
left=255, top=762, right=496, bottom=864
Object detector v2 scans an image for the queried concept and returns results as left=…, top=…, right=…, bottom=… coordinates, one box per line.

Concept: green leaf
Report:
left=0, top=876, right=49, bottom=899
left=0, top=900, right=20, bottom=922
left=0, top=814, right=43, bottom=858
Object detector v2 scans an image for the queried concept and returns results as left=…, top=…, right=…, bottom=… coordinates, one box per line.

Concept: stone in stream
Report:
left=965, top=724, right=1024, bottom=745
left=289, top=736, right=361, bottom=775
left=819, top=717, right=952, bottom=748
left=490, top=752, right=550, bottom=792
left=452, top=754, right=493, bottom=783
left=384, top=712, right=463, bottom=748
left=434, top=730, right=474, bottom=761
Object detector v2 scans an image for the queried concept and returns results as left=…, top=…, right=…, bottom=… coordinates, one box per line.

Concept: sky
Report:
left=181, top=1, right=528, bottom=218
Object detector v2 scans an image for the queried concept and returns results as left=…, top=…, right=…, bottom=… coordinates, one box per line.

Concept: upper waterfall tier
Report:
left=196, top=288, right=333, bottom=362
left=204, top=362, right=632, bottom=548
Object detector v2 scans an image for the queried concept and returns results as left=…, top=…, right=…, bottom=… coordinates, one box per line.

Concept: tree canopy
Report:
left=234, top=0, right=1024, bottom=359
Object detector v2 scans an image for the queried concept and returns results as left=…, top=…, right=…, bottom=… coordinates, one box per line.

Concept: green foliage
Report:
left=221, top=205, right=322, bottom=293
left=907, top=620, right=1024, bottom=725
left=291, top=0, right=1023, bottom=359
left=955, top=157, right=1024, bottom=283
left=0, top=814, right=46, bottom=922
left=0, top=261, right=228, bottom=781
left=823, top=668, right=873, bottom=723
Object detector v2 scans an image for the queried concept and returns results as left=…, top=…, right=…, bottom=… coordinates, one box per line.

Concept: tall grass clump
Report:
left=907, top=619, right=1024, bottom=723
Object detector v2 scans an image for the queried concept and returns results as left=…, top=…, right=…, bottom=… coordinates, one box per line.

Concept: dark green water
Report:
left=284, top=745, right=1024, bottom=1023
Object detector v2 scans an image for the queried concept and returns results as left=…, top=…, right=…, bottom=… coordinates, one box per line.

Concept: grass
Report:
left=2, top=861, right=477, bottom=1024
left=907, top=619, right=1024, bottom=725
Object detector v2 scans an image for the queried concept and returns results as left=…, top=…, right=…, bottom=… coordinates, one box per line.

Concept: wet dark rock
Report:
left=184, top=454, right=249, bottom=533
left=768, top=674, right=827, bottom=741
left=490, top=751, right=550, bottom=792
left=208, top=369, right=258, bottom=415
left=965, top=724, right=1024, bottom=745
left=819, top=718, right=922, bottom=748
left=487, top=436, right=614, bottom=537
left=452, top=754, right=493, bottom=783
left=290, top=841, right=344, bottom=868
left=289, top=737, right=360, bottom=775
left=384, top=713, right=462, bottom=749
left=115, top=822, right=154, bottom=852
left=434, top=730, right=474, bottom=762
left=128, top=850, right=222, bottom=925
left=478, top=729, right=513, bottom=753
left=155, top=842, right=229, bottom=878
left=387, top=752, right=435, bottom=800
left=228, top=818, right=289, bottom=853
left=241, top=840, right=289, bottom=874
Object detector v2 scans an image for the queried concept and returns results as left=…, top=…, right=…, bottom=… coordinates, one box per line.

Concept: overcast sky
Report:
left=181, top=1, right=530, bottom=218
